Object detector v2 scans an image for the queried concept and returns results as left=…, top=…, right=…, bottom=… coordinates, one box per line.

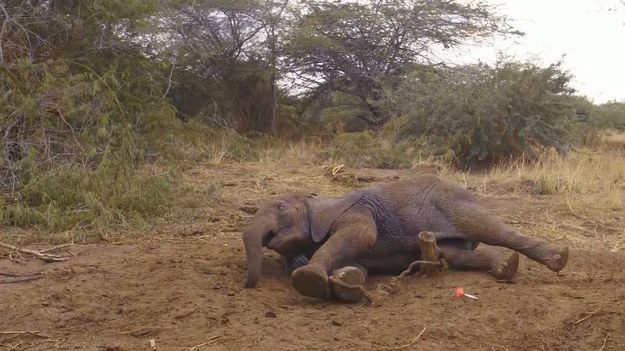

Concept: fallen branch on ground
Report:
left=0, top=331, right=51, bottom=338
left=40, top=244, right=74, bottom=254
left=0, top=271, right=43, bottom=284
left=0, top=243, right=69, bottom=262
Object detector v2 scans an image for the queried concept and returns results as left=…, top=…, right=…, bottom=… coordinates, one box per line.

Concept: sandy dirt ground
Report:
left=2, top=163, right=624, bottom=350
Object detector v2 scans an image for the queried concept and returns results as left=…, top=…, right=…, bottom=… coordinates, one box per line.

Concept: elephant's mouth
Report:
left=266, top=233, right=283, bottom=249
left=263, top=230, right=276, bottom=247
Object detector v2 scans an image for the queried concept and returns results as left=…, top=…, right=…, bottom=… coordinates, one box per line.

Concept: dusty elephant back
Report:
left=346, top=175, right=478, bottom=256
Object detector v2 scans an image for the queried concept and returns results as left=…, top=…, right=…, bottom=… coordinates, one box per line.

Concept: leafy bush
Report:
left=591, top=102, right=625, bottom=130
left=1, top=153, right=172, bottom=232
left=381, top=60, right=579, bottom=168
left=0, top=1, right=181, bottom=233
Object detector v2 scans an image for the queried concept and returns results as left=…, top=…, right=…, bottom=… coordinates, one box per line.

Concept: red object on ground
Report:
left=456, top=287, right=465, bottom=298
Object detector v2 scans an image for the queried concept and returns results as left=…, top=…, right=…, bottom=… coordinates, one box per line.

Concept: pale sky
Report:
left=459, top=0, right=625, bottom=103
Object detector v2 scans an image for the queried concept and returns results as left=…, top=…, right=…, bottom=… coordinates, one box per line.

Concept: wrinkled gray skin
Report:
left=242, top=175, right=569, bottom=298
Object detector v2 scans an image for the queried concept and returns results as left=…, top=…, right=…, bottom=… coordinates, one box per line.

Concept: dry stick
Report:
left=0, top=243, right=68, bottom=262
left=7, top=341, right=22, bottom=351
left=185, top=336, right=221, bottom=351
left=0, top=273, right=43, bottom=284
left=0, top=331, right=51, bottom=338
left=574, top=308, right=601, bottom=325
left=598, top=334, right=608, bottom=351
left=381, top=326, right=427, bottom=350
left=115, top=327, right=160, bottom=337
left=40, top=244, right=73, bottom=254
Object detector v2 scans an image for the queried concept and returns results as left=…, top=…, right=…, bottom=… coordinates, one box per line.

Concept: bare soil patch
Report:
left=2, top=163, right=625, bottom=350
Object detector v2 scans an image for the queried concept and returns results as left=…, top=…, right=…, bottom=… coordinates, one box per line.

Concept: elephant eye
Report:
left=277, top=204, right=285, bottom=211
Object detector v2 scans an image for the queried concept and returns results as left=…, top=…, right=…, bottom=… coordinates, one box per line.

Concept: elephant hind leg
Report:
left=449, top=203, right=568, bottom=272
left=442, top=245, right=519, bottom=281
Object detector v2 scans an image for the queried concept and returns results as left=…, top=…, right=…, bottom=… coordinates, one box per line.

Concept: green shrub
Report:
left=381, top=60, right=579, bottom=169
left=1, top=150, right=172, bottom=232
left=591, top=102, right=625, bottom=130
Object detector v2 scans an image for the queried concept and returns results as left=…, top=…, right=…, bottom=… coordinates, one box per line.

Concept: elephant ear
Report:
left=306, top=191, right=365, bottom=243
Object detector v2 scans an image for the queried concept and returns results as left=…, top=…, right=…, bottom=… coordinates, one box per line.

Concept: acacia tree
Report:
left=148, top=0, right=294, bottom=133
left=285, top=0, right=518, bottom=127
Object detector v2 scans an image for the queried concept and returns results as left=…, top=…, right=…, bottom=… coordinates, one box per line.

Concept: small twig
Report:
left=7, top=341, right=22, bottom=351
left=0, top=242, right=69, bottom=262
left=185, top=336, right=221, bottom=351
left=28, top=339, right=59, bottom=349
left=159, top=53, right=177, bottom=101
left=380, top=326, right=427, bottom=350
left=574, top=309, right=601, bottom=325
left=40, top=244, right=73, bottom=254
left=0, top=272, right=43, bottom=284
left=0, top=331, right=51, bottom=338
left=8, top=251, right=25, bottom=264
left=115, top=327, right=161, bottom=337
left=354, top=301, right=367, bottom=309
left=598, top=334, right=608, bottom=351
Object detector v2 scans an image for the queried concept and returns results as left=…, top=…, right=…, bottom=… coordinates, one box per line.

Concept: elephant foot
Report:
left=330, top=266, right=365, bottom=303
left=490, top=252, right=519, bottom=281
left=291, top=265, right=330, bottom=299
left=543, top=243, right=569, bottom=272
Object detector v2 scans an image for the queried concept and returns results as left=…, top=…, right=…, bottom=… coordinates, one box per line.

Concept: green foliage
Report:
left=0, top=0, right=183, bottom=233
left=381, top=60, right=578, bottom=168
left=1, top=153, right=172, bottom=232
left=591, top=102, right=625, bottom=129
left=287, top=0, right=516, bottom=127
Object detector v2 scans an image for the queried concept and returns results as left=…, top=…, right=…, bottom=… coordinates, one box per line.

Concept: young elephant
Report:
left=242, top=174, right=568, bottom=301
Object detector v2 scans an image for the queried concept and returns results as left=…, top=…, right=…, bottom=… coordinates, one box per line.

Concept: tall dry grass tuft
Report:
left=481, top=149, right=625, bottom=211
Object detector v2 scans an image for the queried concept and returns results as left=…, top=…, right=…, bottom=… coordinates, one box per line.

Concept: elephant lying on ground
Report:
left=242, top=174, right=569, bottom=302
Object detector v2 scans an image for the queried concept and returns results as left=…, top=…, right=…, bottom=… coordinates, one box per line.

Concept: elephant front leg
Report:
left=291, top=217, right=376, bottom=299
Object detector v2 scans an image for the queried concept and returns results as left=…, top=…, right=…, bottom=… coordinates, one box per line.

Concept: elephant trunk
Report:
left=242, top=217, right=272, bottom=288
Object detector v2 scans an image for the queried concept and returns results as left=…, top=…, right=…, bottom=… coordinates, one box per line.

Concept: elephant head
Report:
left=242, top=191, right=364, bottom=288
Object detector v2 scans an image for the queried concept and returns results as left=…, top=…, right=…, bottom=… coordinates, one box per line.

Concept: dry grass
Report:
left=476, top=149, right=625, bottom=210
